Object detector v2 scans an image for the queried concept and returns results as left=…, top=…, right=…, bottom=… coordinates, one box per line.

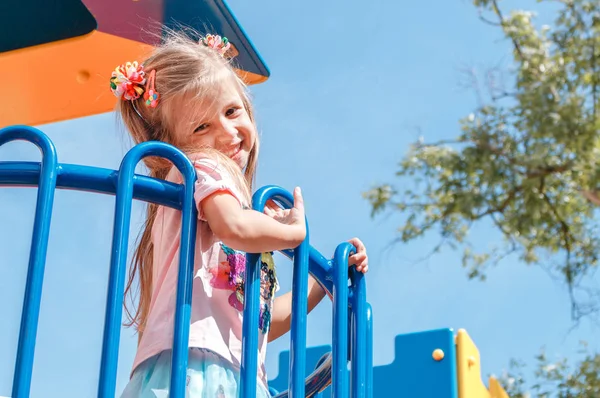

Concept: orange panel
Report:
left=0, top=31, right=267, bottom=127
left=0, top=31, right=152, bottom=127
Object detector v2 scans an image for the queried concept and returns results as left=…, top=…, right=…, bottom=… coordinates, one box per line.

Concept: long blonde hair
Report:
left=117, top=30, right=260, bottom=335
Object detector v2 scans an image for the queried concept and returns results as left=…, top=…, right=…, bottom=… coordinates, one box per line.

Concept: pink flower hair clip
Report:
left=110, top=61, right=160, bottom=108
left=110, top=61, right=146, bottom=101
left=143, top=69, right=160, bottom=108
left=200, top=34, right=232, bottom=56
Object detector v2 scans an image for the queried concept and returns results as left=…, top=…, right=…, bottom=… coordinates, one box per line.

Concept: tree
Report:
left=364, top=0, right=600, bottom=321
left=498, top=345, right=600, bottom=397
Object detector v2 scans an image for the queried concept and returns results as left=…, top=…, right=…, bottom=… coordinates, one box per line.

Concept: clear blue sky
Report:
left=1, top=0, right=598, bottom=396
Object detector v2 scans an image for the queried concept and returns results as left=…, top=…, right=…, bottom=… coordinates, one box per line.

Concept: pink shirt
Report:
left=132, top=156, right=278, bottom=389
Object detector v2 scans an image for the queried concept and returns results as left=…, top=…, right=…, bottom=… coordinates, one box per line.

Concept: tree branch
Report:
left=525, top=162, right=575, bottom=178
left=540, top=182, right=572, bottom=253
left=491, top=0, right=525, bottom=60
left=582, top=190, right=600, bottom=206
left=491, top=91, right=517, bottom=101
left=415, top=138, right=463, bottom=148
left=473, top=186, right=521, bottom=219
left=566, top=0, right=597, bottom=118
left=489, top=212, right=518, bottom=249
left=478, top=9, right=501, bottom=27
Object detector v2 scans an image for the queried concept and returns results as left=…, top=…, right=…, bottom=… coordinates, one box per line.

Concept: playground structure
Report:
left=1, top=0, right=512, bottom=397
left=0, top=125, right=371, bottom=398
left=0, top=127, right=510, bottom=398
left=269, top=328, right=510, bottom=398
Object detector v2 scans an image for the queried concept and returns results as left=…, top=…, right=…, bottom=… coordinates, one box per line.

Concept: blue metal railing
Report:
left=0, top=126, right=58, bottom=398
left=0, top=125, right=373, bottom=398
left=98, top=141, right=199, bottom=398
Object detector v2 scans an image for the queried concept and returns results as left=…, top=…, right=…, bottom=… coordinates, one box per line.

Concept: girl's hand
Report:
left=348, top=237, right=368, bottom=273
left=264, top=187, right=306, bottom=244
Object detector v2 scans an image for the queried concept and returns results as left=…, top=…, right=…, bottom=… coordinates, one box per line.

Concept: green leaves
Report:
left=365, top=0, right=600, bottom=321
left=498, top=345, right=600, bottom=397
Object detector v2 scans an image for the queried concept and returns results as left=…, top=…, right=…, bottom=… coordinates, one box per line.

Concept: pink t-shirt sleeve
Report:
left=193, top=157, right=245, bottom=220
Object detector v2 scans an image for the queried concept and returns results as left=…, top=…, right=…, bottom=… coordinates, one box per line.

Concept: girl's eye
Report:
left=194, top=123, right=209, bottom=133
left=225, top=107, right=239, bottom=117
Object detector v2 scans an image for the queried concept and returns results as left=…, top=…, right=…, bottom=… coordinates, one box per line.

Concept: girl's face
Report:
left=172, top=79, right=256, bottom=169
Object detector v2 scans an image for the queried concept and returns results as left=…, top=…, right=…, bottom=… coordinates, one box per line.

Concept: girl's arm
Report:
left=202, top=187, right=306, bottom=253
left=268, top=275, right=326, bottom=342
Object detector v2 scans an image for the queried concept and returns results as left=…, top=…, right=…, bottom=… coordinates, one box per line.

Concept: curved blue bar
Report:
left=0, top=161, right=183, bottom=209
left=332, top=242, right=354, bottom=398
left=1, top=127, right=59, bottom=397
left=252, top=186, right=309, bottom=398
left=98, top=141, right=197, bottom=398
left=259, top=188, right=334, bottom=298
left=350, top=269, right=367, bottom=398
left=0, top=126, right=59, bottom=398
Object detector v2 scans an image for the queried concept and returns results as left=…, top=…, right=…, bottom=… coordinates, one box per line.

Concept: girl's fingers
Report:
left=348, top=237, right=366, bottom=253
left=348, top=252, right=367, bottom=266
left=355, top=261, right=369, bottom=273
left=347, top=237, right=368, bottom=273
left=293, top=187, right=304, bottom=213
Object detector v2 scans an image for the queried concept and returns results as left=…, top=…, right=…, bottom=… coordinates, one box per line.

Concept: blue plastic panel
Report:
left=376, top=328, right=458, bottom=398
left=270, top=328, right=458, bottom=398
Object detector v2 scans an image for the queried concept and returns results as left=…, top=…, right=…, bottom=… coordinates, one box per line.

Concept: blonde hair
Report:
left=117, top=30, right=259, bottom=335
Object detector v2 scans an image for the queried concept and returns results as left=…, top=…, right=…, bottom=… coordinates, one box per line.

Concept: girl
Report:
left=111, top=31, right=369, bottom=397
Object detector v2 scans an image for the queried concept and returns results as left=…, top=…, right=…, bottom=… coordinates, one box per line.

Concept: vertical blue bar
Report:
left=244, top=186, right=310, bottom=398
left=98, top=142, right=196, bottom=398
left=1, top=126, right=58, bottom=398
left=332, top=242, right=353, bottom=398
left=168, top=149, right=198, bottom=398
left=97, top=148, right=136, bottom=398
left=289, top=229, right=309, bottom=398
left=366, top=304, right=373, bottom=398
left=350, top=269, right=367, bottom=398
left=240, top=252, right=261, bottom=398
left=98, top=144, right=140, bottom=398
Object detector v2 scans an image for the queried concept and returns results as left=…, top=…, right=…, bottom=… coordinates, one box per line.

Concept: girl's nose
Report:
left=218, top=120, right=239, bottom=141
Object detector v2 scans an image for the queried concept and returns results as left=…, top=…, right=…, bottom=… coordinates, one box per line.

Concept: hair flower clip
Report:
left=143, top=70, right=160, bottom=108
left=110, top=61, right=160, bottom=109
left=110, top=61, right=146, bottom=101
left=144, top=89, right=159, bottom=108
left=201, top=34, right=231, bottom=56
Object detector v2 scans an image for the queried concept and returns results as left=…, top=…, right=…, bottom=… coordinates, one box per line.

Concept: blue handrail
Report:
left=0, top=126, right=58, bottom=398
left=97, top=141, right=198, bottom=398
left=248, top=186, right=310, bottom=398
left=0, top=125, right=372, bottom=398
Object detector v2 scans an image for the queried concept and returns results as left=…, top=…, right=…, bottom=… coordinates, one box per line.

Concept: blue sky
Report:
left=1, top=0, right=598, bottom=396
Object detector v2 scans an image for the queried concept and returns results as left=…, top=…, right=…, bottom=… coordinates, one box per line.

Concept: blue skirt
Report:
left=121, top=348, right=271, bottom=397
